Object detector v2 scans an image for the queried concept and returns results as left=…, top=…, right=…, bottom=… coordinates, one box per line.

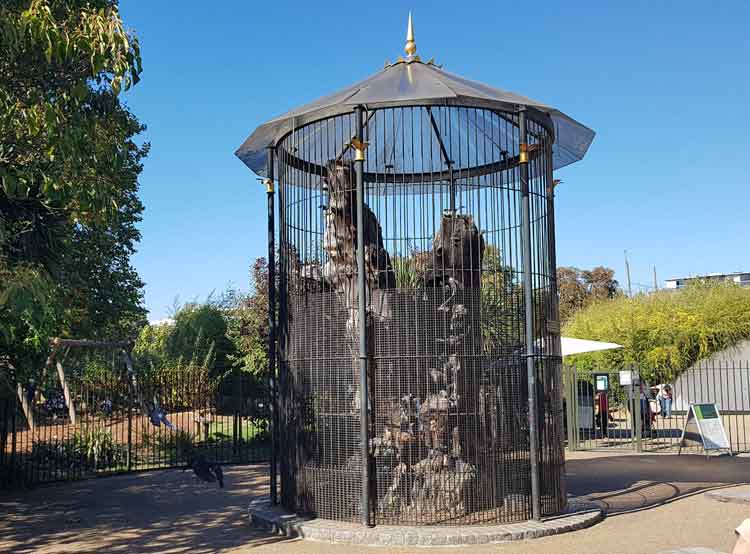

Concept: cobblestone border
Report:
left=705, top=489, right=750, bottom=505
left=248, top=498, right=603, bottom=546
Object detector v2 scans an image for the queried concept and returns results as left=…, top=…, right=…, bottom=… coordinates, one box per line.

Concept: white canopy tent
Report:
left=560, top=337, right=623, bottom=357
left=560, top=337, right=623, bottom=431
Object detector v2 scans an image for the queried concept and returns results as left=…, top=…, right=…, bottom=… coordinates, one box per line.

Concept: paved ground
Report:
left=1, top=452, right=749, bottom=554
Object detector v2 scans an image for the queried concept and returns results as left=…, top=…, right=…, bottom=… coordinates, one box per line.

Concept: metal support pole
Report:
left=266, top=147, right=279, bottom=505
left=425, top=107, right=455, bottom=212
left=546, top=158, right=565, bottom=457
left=354, top=105, right=372, bottom=527
left=448, top=164, right=455, bottom=213
left=277, top=153, right=290, bottom=509
left=546, top=178, right=560, bottom=341
left=519, top=107, right=542, bottom=521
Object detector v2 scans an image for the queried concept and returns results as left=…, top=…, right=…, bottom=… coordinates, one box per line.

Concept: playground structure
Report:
left=15, top=338, right=135, bottom=430
left=236, top=16, right=594, bottom=525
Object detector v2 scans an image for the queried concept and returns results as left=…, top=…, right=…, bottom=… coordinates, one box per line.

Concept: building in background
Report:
left=665, top=272, right=750, bottom=290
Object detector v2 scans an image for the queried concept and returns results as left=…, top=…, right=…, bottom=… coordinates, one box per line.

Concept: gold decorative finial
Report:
left=405, top=12, right=416, bottom=57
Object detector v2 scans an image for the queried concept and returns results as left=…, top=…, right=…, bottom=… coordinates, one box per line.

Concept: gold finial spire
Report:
left=405, top=12, right=416, bottom=57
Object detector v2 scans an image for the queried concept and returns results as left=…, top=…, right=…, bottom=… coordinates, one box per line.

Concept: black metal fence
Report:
left=0, top=368, right=270, bottom=489
left=565, top=360, right=750, bottom=453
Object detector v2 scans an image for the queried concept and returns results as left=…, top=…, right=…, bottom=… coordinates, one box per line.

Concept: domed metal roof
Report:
left=236, top=16, right=594, bottom=176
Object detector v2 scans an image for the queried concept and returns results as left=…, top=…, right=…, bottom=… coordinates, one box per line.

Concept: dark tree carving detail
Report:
left=375, top=210, right=486, bottom=521
left=424, top=211, right=485, bottom=289
left=320, top=160, right=395, bottom=412
left=322, top=160, right=395, bottom=333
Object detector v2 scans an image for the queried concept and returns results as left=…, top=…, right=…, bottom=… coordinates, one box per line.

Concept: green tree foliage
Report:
left=481, top=244, right=524, bottom=352
left=557, top=266, right=620, bottom=322
left=0, top=0, right=146, bottom=383
left=564, top=281, right=750, bottom=381
left=226, top=258, right=271, bottom=378
left=134, top=257, right=275, bottom=380
left=134, top=301, right=232, bottom=378
left=0, top=0, right=142, bottom=214
left=133, top=269, right=272, bottom=419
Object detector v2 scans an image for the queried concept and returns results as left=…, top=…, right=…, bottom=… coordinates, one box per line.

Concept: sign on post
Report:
left=678, top=403, right=732, bottom=456
left=619, top=370, right=634, bottom=386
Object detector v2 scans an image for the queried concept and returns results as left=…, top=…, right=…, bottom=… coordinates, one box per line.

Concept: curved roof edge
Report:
left=235, top=61, right=595, bottom=176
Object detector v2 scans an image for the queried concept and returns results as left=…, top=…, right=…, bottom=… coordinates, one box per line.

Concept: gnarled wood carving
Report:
left=322, top=160, right=395, bottom=333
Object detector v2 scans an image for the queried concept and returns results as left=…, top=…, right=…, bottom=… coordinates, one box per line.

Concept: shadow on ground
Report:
left=566, top=453, right=750, bottom=515
left=0, top=464, right=289, bottom=554
left=3, top=455, right=750, bottom=553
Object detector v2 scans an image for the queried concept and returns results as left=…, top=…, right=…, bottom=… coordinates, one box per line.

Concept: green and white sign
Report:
left=678, top=403, right=732, bottom=455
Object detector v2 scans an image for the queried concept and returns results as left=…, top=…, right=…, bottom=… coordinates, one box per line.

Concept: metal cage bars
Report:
left=266, top=104, right=563, bottom=526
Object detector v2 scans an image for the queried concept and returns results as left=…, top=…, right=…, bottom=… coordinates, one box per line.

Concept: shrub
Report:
left=30, top=429, right=126, bottom=471
left=142, top=428, right=196, bottom=461
left=72, top=429, right=126, bottom=469
left=564, top=281, right=750, bottom=381
left=392, top=249, right=430, bottom=289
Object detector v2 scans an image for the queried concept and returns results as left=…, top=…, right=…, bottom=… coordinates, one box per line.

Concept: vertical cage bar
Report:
left=277, top=140, right=290, bottom=509
left=518, top=107, right=541, bottom=521
left=354, top=105, right=372, bottom=526
left=266, top=147, right=279, bottom=504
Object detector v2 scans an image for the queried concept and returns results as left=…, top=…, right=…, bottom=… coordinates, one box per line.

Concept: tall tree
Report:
left=557, top=266, right=620, bottom=322
left=0, top=0, right=146, bottom=380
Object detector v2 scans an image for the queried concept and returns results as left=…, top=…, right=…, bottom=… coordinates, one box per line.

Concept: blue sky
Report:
left=119, top=1, right=749, bottom=321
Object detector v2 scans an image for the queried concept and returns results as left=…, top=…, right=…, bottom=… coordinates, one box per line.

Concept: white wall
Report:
left=672, top=340, right=750, bottom=412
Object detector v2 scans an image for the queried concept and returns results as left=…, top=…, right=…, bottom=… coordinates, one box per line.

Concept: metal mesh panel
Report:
left=276, top=105, right=563, bottom=525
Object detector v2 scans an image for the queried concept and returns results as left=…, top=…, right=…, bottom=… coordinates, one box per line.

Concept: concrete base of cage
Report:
left=248, top=497, right=603, bottom=546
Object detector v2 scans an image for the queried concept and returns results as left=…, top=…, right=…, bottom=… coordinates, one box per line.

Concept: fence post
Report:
left=10, top=391, right=17, bottom=485
left=238, top=373, right=244, bottom=460
left=573, top=367, right=580, bottom=450
left=634, top=369, right=642, bottom=452
left=127, top=379, right=133, bottom=472
left=565, top=368, right=576, bottom=452
left=0, top=397, right=8, bottom=486
left=232, top=371, right=239, bottom=459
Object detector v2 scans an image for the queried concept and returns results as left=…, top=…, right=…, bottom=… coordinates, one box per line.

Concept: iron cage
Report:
left=271, top=103, right=565, bottom=525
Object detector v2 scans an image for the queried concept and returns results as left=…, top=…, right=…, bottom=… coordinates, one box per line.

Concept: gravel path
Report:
left=1, top=453, right=749, bottom=554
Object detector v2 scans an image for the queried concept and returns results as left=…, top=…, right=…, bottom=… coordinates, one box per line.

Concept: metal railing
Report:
left=0, top=368, right=270, bottom=489
left=565, top=360, right=750, bottom=453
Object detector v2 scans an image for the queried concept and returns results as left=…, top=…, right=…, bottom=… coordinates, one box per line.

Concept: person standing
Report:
left=639, top=380, right=653, bottom=436
left=658, top=384, right=673, bottom=418
left=595, top=391, right=609, bottom=438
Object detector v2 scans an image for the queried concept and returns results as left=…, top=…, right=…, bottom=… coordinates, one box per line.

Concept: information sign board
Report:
left=679, top=403, right=732, bottom=456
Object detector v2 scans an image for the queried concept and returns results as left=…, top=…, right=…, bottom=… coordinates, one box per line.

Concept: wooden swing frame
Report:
left=17, top=337, right=140, bottom=429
